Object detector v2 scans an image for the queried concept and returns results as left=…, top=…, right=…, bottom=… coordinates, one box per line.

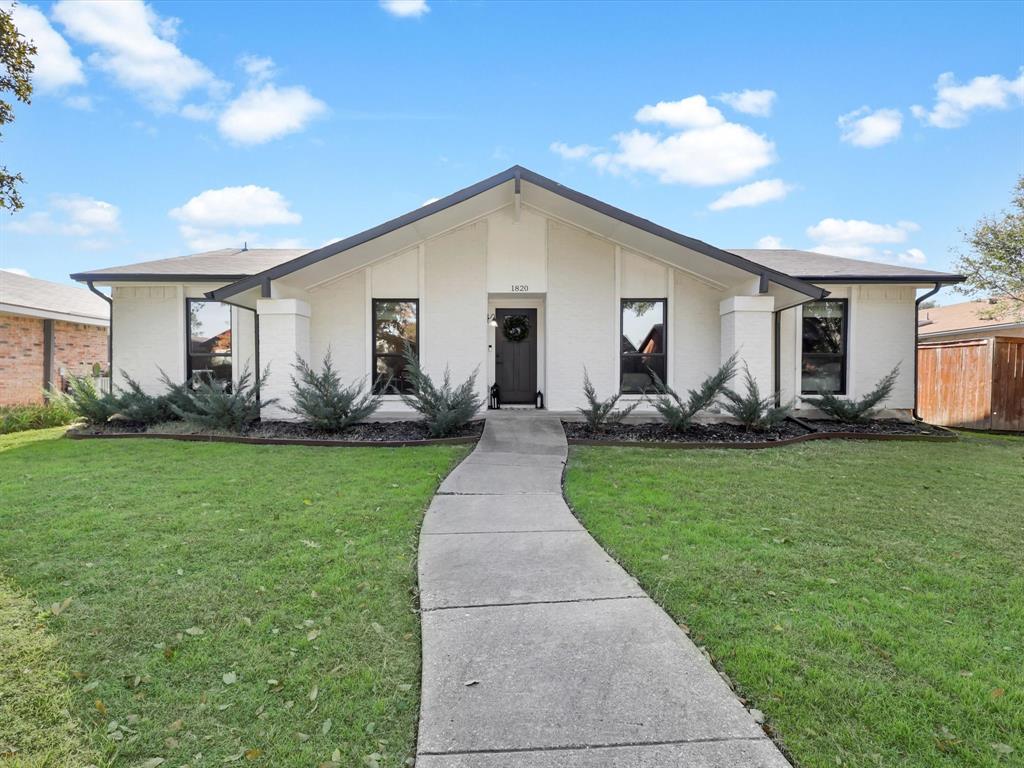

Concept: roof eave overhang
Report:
left=799, top=275, right=966, bottom=285
left=207, top=165, right=826, bottom=302
left=0, top=302, right=109, bottom=326
left=71, top=273, right=254, bottom=284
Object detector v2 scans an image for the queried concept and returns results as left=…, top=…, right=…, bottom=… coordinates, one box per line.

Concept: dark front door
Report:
left=495, top=308, right=537, bottom=404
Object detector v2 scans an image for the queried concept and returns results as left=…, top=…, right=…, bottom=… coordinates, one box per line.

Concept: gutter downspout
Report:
left=773, top=308, right=781, bottom=407
left=86, top=281, right=113, bottom=389
left=913, top=282, right=943, bottom=421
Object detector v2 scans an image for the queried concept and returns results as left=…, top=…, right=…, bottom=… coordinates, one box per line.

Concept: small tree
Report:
left=719, top=365, right=793, bottom=432
left=647, top=354, right=738, bottom=432
left=170, top=366, right=274, bottom=432
left=289, top=351, right=381, bottom=431
left=578, top=368, right=638, bottom=432
left=114, top=374, right=177, bottom=425
left=63, top=374, right=119, bottom=425
left=801, top=365, right=899, bottom=423
left=954, top=175, right=1024, bottom=321
left=399, top=346, right=481, bottom=438
left=0, top=6, right=36, bottom=212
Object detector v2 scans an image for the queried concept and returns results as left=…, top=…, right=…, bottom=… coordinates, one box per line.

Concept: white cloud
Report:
left=9, top=3, right=85, bottom=91
left=807, top=218, right=919, bottom=260
left=838, top=107, right=902, bottom=148
left=64, top=94, right=94, bottom=111
left=550, top=141, right=598, bottom=160
left=1, top=267, right=31, bottom=277
left=170, top=185, right=301, bottom=250
left=561, top=94, right=777, bottom=187
left=911, top=70, right=1024, bottom=128
left=897, top=248, right=926, bottom=266
left=52, top=0, right=220, bottom=110
left=756, top=235, right=785, bottom=249
left=170, top=186, right=300, bottom=228
left=718, top=89, right=776, bottom=117
left=218, top=83, right=327, bottom=144
left=708, top=178, right=792, bottom=211
left=596, top=123, right=776, bottom=186
left=239, top=54, right=275, bottom=84
left=380, top=0, right=429, bottom=18
left=634, top=95, right=725, bottom=128
left=180, top=103, right=216, bottom=121
left=8, top=194, right=120, bottom=237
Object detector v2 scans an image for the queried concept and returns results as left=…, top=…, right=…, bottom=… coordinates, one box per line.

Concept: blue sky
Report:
left=2, top=0, right=1022, bottom=302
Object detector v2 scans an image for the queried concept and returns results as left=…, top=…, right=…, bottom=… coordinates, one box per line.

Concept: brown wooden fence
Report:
left=917, top=336, right=1024, bottom=431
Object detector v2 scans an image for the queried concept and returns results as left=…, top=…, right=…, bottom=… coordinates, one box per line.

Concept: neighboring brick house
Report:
left=0, top=271, right=110, bottom=406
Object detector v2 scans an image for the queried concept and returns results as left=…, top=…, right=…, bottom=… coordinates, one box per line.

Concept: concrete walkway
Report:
left=416, top=411, right=790, bottom=767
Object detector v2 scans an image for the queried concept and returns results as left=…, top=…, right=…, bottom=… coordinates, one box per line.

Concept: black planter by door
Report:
left=494, top=308, right=537, bottom=404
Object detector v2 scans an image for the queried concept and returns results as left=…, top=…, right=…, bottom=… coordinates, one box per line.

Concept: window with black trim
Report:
left=187, top=299, right=232, bottom=388
left=801, top=299, right=847, bottom=394
left=620, top=299, right=666, bottom=394
left=373, top=299, right=418, bottom=394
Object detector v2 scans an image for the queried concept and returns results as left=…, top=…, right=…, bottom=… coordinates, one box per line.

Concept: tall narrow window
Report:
left=620, top=299, right=666, bottom=394
left=373, top=299, right=418, bottom=394
left=187, top=299, right=232, bottom=388
left=801, top=299, right=847, bottom=394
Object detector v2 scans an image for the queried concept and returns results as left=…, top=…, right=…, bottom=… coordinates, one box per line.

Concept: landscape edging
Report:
left=65, top=430, right=480, bottom=448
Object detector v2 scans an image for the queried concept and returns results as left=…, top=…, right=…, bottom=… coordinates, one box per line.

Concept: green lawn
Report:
left=0, top=428, right=469, bottom=768
left=564, top=433, right=1024, bottom=768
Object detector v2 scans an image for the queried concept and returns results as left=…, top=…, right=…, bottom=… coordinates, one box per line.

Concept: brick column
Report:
left=720, top=295, right=775, bottom=394
left=256, top=299, right=310, bottom=420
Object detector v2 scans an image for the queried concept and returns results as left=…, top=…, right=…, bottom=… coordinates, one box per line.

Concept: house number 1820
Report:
left=511, top=284, right=529, bottom=292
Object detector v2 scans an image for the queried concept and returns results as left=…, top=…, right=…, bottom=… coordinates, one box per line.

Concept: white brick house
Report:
left=72, top=166, right=962, bottom=419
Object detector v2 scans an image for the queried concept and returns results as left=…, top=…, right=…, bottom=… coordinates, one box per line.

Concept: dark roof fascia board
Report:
left=797, top=275, right=965, bottom=284
left=516, top=168, right=825, bottom=299
left=70, top=273, right=253, bottom=283
left=207, top=167, right=523, bottom=300
left=208, top=165, right=826, bottom=302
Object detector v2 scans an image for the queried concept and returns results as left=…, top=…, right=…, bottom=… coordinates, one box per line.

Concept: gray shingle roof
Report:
left=1, top=271, right=110, bottom=322
left=70, top=248, right=308, bottom=281
left=729, top=249, right=962, bottom=282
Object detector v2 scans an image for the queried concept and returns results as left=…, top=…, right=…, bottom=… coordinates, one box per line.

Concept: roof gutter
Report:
left=86, top=281, right=114, bottom=382
left=913, top=282, right=944, bottom=421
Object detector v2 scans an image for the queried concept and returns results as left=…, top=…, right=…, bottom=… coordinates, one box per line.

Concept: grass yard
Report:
left=564, top=432, right=1024, bottom=768
left=0, top=428, right=469, bottom=768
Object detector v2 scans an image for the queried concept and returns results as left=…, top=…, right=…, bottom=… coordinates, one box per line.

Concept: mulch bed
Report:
left=800, top=419, right=948, bottom=436
left=562, top=418, right=955, bottom=448
left=67, top=419, right=484, bottom=447
left=562, top=420, right=811, bottom=444
left=247, top=420, right=484, bottom=442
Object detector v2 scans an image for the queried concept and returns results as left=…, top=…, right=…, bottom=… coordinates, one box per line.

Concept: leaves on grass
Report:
left=362, top=754, right=382, bottom=768
left=308, top=685, right=319, bottom=702
left=184, top=626, right=204, bottom=636
left=95, top=699, right=108, bottom=716
left=244, top=749, right=263, bottom=760
left=168, top=719, right=183, bottom=732
left=138, top=759, right=165, bottom=768
left=307, top=629, right=321, bottom=641
left=223, top=671, right=237, bottom=685
left=991, top=687, right=1005, bottom=698
left=321, top=718, right=332, bottom=735
left=50, top=596, right=73, bottom=616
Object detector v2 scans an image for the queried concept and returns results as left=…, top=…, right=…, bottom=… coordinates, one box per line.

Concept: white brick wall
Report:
left=257, top=298, right=310, bottom=420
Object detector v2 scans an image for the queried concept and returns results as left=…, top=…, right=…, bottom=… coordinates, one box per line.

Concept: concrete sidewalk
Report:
left=416, top=411, right=789, bottom=767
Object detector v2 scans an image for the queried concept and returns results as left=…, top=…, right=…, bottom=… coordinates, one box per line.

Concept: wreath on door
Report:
left=501, top=314, right=531, bottom=343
